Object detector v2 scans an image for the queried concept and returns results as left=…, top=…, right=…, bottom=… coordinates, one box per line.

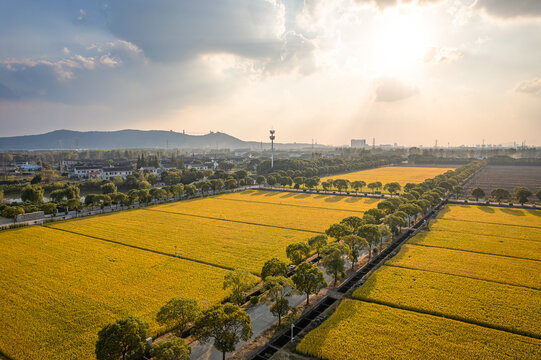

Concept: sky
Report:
left=0, top=0, right=540, bottom=146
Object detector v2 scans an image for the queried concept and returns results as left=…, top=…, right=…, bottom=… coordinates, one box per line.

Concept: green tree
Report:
left=384, top=215, right=406, bottom=235
left=50, top=189, right=66, bottom=202
left=453, top=185, right=464, bottom=198
left=514, top=187, right=533, bottom=205
left=223, top=269, right=258, bottom=305
left=0, top=186, right=3, bottom=202
left=31, top=174, right=42, bottom=184
left=341, top=235, right=368, bottom=268
left=365, top=208, right=386, bottom=222
left=21, top=184, right=44, bottom=203
left=321, top=243, right=350, bottom=286
left=262, top=275, right=294, bottom=324
left=383, top=182, right=401, bottom=195
left=333, top=179, right=349, bottom=192
left=193, top=303, right=252, bottom=360
left=41, top=202, right=57, bottom=215
left=351, top=180, right=365, bottom=193
left=472, top=187, right=485, bottom=201
left=151, top=337, right=190, bottom=360
left=292, top=262, right=327, bottom=305
left=357, top=224, right=381, bottom=259
left=537, top=189, right=541, bottom=202
left=367, top=182, right=378, bottom=192
left=1, top=206, right=25, bottom=222
left=101, top=182, right=117, bottom=194
left=491, top=188, right=510, bottom=204
left=95, top=316, right=149, bottom=360
left=307, top=234, right=328, bottom=257
left=270, top=296, right=290, bottom=326
left=378, top=224, right=391, bottom=249
left=225, top=178, right=238, bottom=190
left=210, top=179, right=225, bottom=194
left=261, top=258, right=288, bottom=280
left=340, top=216, right=363, bottom=231
left=325, top=223, right=352, bottom=241
left=286, top=242, right=311, bottom=265
left=398, top=203, right=422, bottom=226
left=256, top=175, right=266, bottom=187
left=67, top=198, right=82, bottom=215
left=156, top=298, right=201, bottom=336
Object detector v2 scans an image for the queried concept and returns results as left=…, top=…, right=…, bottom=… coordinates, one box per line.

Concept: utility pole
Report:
left=269, top=130, right=275, bottom=168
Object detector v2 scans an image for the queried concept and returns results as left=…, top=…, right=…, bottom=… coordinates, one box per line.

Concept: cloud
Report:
left=424, top=47, right=463, bottom=64
left=516, top=77, right=541, bottom=96
left=476, top=0, right=541, bottom=19
left=354, top=0, right=443, bottom=10
left=107, top=0, right=286, bottom=63
left=374, top=77, right=418, bottom=102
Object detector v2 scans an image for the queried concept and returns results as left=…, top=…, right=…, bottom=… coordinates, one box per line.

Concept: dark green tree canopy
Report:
left=156, top=298, right=201, bottom=336
left=261, top=258, right=288, bottom=280
left=95, top=316, right=149, bottom=360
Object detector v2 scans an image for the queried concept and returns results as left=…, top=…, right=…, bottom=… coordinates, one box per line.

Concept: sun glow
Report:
left=370, top=11, right=430, bottom=74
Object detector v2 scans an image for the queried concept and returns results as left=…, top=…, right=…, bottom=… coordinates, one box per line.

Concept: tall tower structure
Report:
left=269, top=130, right=276, bottom=168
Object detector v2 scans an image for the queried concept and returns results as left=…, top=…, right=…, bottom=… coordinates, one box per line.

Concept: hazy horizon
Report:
left=1, top=0, right=540, bottom=146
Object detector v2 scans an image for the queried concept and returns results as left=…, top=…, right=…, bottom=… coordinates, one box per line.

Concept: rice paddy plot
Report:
left=48, top=209, right=315, bottom=274
left=353, top=266, right=541, bottom=338
left=438, top=205, right=541, bottom=228
left=150, top=194, right=361, bottom=232
left=387, top=244, right=541, bottom=289
left=430, top=218, right=541, bottom=242
left=296, top=300, right=541, bottom=360
left=410, top=230, right=541, bottom=260
left=320, top=166, right=454, bottom=187
left=0, top=226, right=229, bottom=360
left=213, top=190, right=380, bottom=212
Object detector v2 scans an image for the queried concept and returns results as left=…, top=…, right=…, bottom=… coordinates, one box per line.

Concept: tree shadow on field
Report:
left=364, top=198, right=380, bottom=205
left=479, top=207, right=495, bottom=214
left=324, top=196, right=344, bottom=203
left=344, top=197, right=362, bottom=203
left=263, top=192, right=281, bottom=197
left=529, top=211, right=541, bottom=218
left=500, top=208, right=525, bottom=217
left=280, top=193, right=297, bottom=199
left=293, top=193, right=312, bottom=199
left=243, top=190, right=257, bottom=195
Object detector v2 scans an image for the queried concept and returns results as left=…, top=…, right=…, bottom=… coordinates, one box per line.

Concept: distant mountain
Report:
left=0, top=129, right=319, bottom=150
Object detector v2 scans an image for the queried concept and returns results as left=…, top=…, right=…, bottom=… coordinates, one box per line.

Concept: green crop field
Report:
left=0, top=227, right=230, bottom=360
left=353, top=266, right=541, bottom=337
left=320, top=166, right=454, bottom=186
left=297, top=300, right=541, bottom=360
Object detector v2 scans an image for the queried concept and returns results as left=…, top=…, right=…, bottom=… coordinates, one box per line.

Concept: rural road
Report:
left=189, top=261, right=351, bottom=360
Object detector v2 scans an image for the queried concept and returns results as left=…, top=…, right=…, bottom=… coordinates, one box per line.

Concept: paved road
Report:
left=189, top=259, right=356, bottom=360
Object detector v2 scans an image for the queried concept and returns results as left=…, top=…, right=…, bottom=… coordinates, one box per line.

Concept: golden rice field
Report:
left=48, top=209, right=313, bottom=275
left=387, top=244, right=541, bottom=289
left=438, top=205, right=541, bottom=228
left=213, top=189, right=380, bottom=212
left=429, top=215, right=541, bottom=242
left=296, top=300, right=541, bottom=360
left=150, top=193, right=376, bottom=232
left=353, top=266, right=541, bottom=337
left=320, top=166, right=454, bottom=187
left=0, top=227, right=229, bottom=360
left=409, top=230, right=541, bottom=260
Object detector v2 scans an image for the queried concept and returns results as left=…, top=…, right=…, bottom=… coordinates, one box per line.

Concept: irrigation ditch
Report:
left=247, top=200, right=446, bottom=360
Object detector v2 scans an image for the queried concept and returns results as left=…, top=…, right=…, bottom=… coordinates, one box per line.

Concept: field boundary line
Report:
left=436, top=217, right=541, bottom=230
left=45, top=226, right=237, bottom=273
left=143, top=208, right=324, bottom=234
left=385, top=264, right=541, bottom=291
left=430, top=229, right=541, bottom=243
left=211, top=197, right=368, bottom=213
left=407, top=243, right=541, bottom=262
left=352, top=298, right=541, bottom=340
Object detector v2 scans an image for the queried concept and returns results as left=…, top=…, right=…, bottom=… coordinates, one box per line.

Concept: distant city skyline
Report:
left=1, top=0, right=540, bottom=146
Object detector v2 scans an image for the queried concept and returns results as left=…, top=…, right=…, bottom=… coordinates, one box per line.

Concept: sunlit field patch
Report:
left=387, top=244, right=541, bottom=289
left=296, top=300, right=541, bottom=360
left=409, top=230, right=541, bottom=260
left=48, top=209, right=316, bottom=274
left=213, top=190, right=380, bottom=212
left=353, top=266, right=541, bottom=337
left=320, top=166, right=454, bottom=187
left=430, top=218, right=541, bottom=242
left=0, top=226, right=229, bottom=360
left=437, top=205, right=541, bottom=228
